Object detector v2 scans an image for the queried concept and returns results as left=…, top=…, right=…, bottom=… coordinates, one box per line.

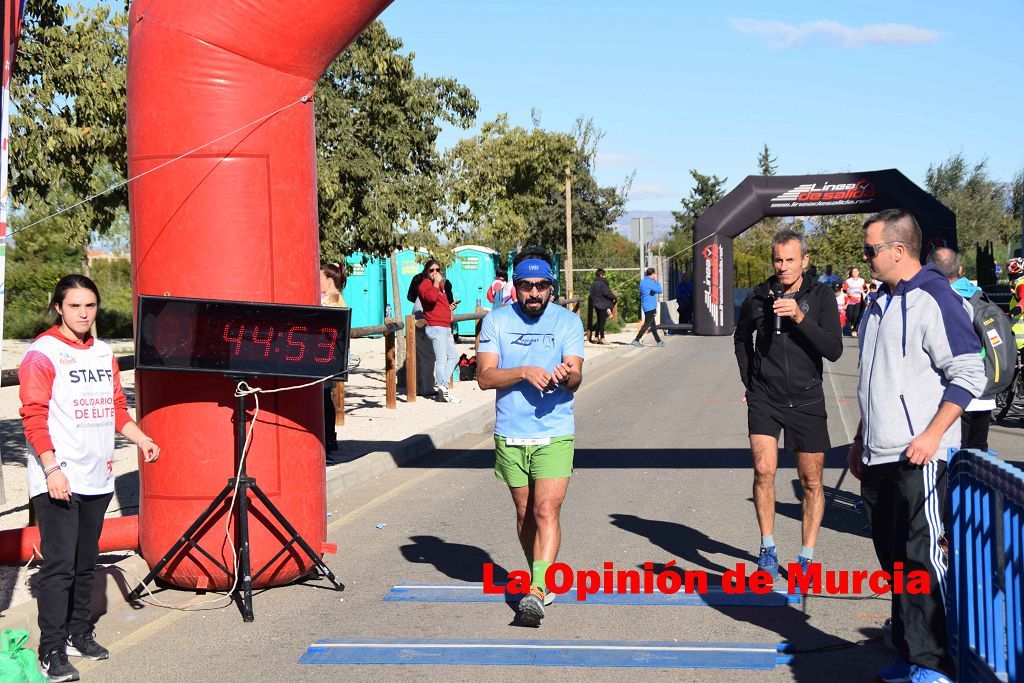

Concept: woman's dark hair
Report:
left=496, top=267, right=508, bottom=280
left=512, top=246, right=552, bottom=268
left=407, top=259, right=442, bottom=303
left=52, top=274, right=100, bottom=323
left=320, top=261, right=346, bottom=291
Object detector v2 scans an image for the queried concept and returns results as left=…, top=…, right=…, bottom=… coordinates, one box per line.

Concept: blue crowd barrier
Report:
left=948, top=449, right=1024, bottom=682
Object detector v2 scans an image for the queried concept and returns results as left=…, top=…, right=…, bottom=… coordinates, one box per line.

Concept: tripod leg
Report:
left=248, top=484, right=345, bottom=591
left=235, top=478, right=255, bottom=622
left=128, top=485, right=234, bottom=601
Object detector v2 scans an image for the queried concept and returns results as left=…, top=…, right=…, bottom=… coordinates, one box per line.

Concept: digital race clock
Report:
left=136, top=296, right=352, bottom=380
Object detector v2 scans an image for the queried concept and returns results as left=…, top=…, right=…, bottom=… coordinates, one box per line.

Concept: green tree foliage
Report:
left=669, top=170, right=727, bottom=248
left=1011, top=169, right=1023, bottom=227
left=926, top=153, right=1015, bottom=253
left=4, top=197, right=87, bottom=338
left=10, top=1, right=127, bottom=244
left=805, top=214, right=863, bottom=280
left=315, top=21, right=478, bottom=259
left=445, top=115, right=627, bottom=255
left=573, top=231, right=639, bottom=268
left=757, top=143, right=778, bottom=176
left=737, top=144, right=781, bottom=266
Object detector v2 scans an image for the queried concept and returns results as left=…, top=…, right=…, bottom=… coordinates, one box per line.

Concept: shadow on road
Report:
left=398, top=535, right=510, bottom=584
left=609, top=513, right=757, bottom=575
left=406, top=446, right=853, bottom=470
left=707, top=600, right=890, bottom=681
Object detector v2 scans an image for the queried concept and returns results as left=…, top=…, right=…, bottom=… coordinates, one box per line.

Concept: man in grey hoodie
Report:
left=849, top=210, right=985, bottom=683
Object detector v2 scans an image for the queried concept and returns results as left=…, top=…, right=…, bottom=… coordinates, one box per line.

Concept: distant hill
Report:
left=613, top=211, right=676, bottom=244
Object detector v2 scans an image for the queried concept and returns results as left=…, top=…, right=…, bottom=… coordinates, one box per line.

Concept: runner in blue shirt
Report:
left=477, top=247, right=585, bottom=627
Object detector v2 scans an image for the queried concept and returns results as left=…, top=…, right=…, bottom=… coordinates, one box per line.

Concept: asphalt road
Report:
left=76, top=335, right=1024, bottom=682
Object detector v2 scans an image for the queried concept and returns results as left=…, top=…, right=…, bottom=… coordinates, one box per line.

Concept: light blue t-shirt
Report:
left=478, top=302, right=585, bottom=438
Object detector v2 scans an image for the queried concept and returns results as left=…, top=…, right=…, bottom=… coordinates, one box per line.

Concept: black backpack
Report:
left=967, top=291, right=1016, bottom=397
left=458, top=354, right=477, bottom=381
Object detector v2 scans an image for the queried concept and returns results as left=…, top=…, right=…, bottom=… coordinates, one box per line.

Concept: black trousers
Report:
left=860, top=460, right=955, bottom=677
left=845, top=302, right=863, bottom=333
left=33, top=491, right=113, bottom=655
left=593, top=308, right=609, bottom=337
left=633, top=309, right=661, bottom=343
left=323, top=385, right=338, bottom=451
left=959, top=410, right=991, bottom=451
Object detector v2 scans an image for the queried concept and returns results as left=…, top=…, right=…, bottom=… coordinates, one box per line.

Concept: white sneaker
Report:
left=436, top=386, right=461, bottom=404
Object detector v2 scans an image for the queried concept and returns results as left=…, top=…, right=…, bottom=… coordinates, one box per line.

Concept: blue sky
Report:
left=379, top=0, right=1024, bottom=210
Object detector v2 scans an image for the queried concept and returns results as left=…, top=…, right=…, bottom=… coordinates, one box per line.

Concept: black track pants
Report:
left=633, top=310, right=661, bottom=343
left=860, top=459, right=955, bottom=678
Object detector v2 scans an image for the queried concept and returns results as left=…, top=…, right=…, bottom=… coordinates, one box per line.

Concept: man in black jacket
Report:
left=734, top=229, right=843, bottom=581
left=587, top=269, right=617, bottom=344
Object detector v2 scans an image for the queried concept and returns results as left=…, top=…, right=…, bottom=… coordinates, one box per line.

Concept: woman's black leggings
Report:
left=33, top=491, right=113, bottom=655
left=846, top=302, right=863, bottom=332
left=593, top=308, right=609, bottom=337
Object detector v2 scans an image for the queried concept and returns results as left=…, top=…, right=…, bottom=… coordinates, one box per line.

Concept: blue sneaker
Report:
left=877, top=658, right=912, bottom=683
left=909, top=665, right=952, bottom=683
left=757, top=545, right=779, bottom=579
left=792, top=555, right=813, bottom=594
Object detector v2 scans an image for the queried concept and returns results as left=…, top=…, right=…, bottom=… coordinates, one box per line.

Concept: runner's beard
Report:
left=523, top=296, right=549, bottom=318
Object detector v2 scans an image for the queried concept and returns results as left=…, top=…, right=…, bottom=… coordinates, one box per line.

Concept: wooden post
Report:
left=405, top=315, right=417, bottom=402
left=332, top=381, right=345, bottom=427
left=474, top=307, right=485, bottom=355
left=385, top=323, right=397, bottom=409
left=564, top=168, right=574, bottom=302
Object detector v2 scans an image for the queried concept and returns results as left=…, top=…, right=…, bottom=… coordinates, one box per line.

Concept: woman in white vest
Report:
left=18, top=274, right=160, bottom=682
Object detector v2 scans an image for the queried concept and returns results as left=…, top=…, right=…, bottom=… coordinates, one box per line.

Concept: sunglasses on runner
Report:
left=514, top=280, right=552, bottom=292
left=862, top=241, right=908, bottom=258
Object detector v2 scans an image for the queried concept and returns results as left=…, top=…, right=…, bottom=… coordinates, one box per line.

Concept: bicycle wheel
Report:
left=996, top=367, right=1019, bottom=422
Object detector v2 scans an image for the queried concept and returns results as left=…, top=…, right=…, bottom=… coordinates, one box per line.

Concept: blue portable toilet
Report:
left=384, top=248, right=431, bottom=317
left=341, top=252, right=386, bottom=329
left=447, top=245, right=499, bottom=335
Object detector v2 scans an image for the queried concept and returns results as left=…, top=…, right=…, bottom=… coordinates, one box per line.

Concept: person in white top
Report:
left=842, top=267, right=867, bottom=336
left=19, top=274, right=160, bottom=681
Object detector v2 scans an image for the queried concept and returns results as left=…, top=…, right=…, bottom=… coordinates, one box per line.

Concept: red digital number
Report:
left=251, top=325, right=274, bottom=357
left=314, top=326, right=338, bottom=364
left=223, top=322, right=245, bottom=355
left=285, top=326, right=307, bottom=361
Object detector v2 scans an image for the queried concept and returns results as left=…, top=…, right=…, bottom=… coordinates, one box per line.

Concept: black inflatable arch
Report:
left=692, top=168, right=956, bottom=336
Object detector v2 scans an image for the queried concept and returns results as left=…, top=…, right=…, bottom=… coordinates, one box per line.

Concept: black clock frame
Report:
left=135, top=295, right=352, bottom=380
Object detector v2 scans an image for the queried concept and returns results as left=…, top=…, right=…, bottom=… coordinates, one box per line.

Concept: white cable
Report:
left=7, top=93, right=313, bottom=238
left=135, top=373, right=338, bottom=611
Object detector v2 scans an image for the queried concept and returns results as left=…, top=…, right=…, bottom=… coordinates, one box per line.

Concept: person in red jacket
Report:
left=19, top=274, right=160, bottom=682
left=417, top=260, right=461, bottom=403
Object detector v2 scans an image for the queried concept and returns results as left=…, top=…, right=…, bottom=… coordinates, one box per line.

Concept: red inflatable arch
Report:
left=127, top=0, right=393, bottom=589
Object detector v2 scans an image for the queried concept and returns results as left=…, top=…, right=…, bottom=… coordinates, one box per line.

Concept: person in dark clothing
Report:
left=734, top=230, right=843, bottom=583
left=587, top=269, right=616, bottom=344
left=675, top=273, right=693, bottom=325
left=927, top=247, right=996, bottom=452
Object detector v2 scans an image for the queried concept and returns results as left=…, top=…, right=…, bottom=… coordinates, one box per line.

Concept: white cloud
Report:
left=729, top=18, right=943, bottom=49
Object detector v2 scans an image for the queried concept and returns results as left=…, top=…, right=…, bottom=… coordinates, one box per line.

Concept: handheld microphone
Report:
left=772, top=283, right=784, bottom=335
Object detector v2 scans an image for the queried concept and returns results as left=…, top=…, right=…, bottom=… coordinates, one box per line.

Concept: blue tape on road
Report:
left=384, top=583, right=801, bottom=606
left=299, top=638, right=787, bottom=670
